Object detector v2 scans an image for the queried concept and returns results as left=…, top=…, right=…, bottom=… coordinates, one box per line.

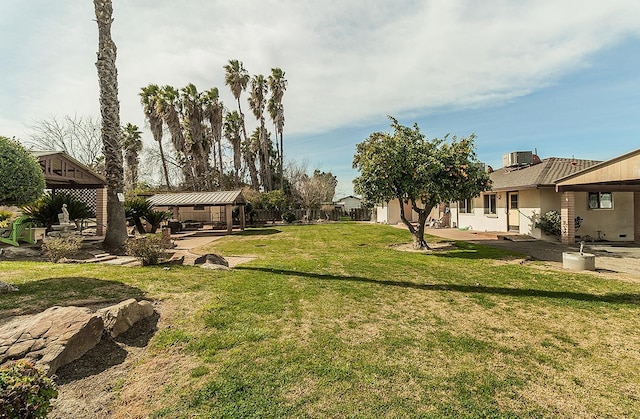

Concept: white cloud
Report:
left=1, top=0, right=639, bottom=142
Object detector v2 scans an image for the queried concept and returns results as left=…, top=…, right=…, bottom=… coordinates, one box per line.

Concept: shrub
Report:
left=0, top=210, right=15, bottom=228
left=142, top=210, right=172, bottom=234
left=0, top=136, right=46, bottom=206
left=0, top=361, right=58, bottom=419
left=21, top=192, right=94, bottom=230
left=535, top=210, right=583, bottom=238
left=124, top=196, right=153, bottom=234
left=41, top=237, right=84, bottom=262
left=281, top=210, right=296, bottom=224
left=125, top=233, right=172, bottom=266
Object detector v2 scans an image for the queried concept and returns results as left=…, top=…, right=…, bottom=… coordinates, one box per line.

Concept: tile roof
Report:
left=148, top=190, right=245, bottom=206
left=489, top=158, right=602, bottom=191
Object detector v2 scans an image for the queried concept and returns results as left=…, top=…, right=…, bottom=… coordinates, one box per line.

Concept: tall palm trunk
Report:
left=94, top=0, right=127, bottom=253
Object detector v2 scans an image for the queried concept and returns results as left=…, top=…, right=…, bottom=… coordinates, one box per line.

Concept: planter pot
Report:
left=562, top=252, right=596, bottom=271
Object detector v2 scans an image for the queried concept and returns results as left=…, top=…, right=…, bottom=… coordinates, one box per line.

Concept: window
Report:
left=509, top=194, right=518, bottom=209
left=484, top=194, right=497, bottom=215
left=588, top=192, right=612, bottom=209
left=193, top=205, right=205, bottom=211
left=459, top=199, right=473, bottom=214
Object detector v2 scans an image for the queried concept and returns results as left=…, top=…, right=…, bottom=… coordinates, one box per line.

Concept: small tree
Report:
left=353, top=117, right=490, bottom=249
left=0, top=136, right=46, bottom=206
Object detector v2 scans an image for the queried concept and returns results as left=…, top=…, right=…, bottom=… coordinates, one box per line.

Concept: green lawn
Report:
left=2, top=223, right=640, bottom=418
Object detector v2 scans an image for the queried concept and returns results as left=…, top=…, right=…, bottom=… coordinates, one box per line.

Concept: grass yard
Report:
left=2, top=223, right=640, bottom=418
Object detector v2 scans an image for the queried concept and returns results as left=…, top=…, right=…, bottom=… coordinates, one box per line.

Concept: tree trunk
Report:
left=399, top=200, right=430, bottom=250
left=94, top=0, right=128, bottom=254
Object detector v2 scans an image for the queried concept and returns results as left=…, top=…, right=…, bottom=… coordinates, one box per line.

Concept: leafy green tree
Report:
left=353, top=117, right=490, bottom=249
left=0, top=136, right=45, bottom=206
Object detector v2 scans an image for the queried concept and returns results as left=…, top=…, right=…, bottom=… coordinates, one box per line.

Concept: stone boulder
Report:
left=194, top=253, right=229, bottom=268
left=0, top=246, right=42, bottom=259
left=0, top=281, right=19, bottom=294
left=0, top=306, right=104, bottom=376
left=97, top=299, right=155, bottom=338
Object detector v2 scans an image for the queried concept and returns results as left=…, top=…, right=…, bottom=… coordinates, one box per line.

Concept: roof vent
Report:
left=502, top=151, right=533, bottom=168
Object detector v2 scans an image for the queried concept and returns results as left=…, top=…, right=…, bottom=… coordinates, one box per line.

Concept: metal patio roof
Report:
left=148, top=190, right=245, bottom=207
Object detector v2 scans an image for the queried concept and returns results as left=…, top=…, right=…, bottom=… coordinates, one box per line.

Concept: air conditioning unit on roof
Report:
left=502, top=151, right=533, bottom=167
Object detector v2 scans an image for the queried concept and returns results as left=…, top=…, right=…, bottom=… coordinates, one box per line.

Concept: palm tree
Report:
left=224, top=60, right=257, bottom=189
left=203, top=88, right=224, bottom=182
left=224, top=111, right=243, bottom=186
left=268, top=68, right=287, bottom=190
left=94, top=0, right=128, bottom=252
left=180, top=83, right=209, bottom=190
left=140, top=84, right=171, bottom=190
left=245, top=128, right=261, bottom=189
left=158, top=85, right=192, bottom=188
left=121, top=123, right=143, bottom=191
left=249, top=74, right=270, bottom=190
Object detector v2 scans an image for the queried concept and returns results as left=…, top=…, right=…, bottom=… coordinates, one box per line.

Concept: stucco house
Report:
left=450, top=149, right=640, bottom=244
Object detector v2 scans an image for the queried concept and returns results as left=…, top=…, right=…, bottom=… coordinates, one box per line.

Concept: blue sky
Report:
left=1, top=1, right=639, bottom=197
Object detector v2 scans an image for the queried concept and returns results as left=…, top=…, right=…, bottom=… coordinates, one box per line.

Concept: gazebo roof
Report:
left=148, top=190, right=246, bottom=207
left=33, top=150, right=106, bottom=189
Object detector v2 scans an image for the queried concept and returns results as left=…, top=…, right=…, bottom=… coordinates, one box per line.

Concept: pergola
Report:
left=555, top=149, right=640, bottom=245
left=148, top=190, right=246, bottom=233
left=33, top=151, right=107, bottom=236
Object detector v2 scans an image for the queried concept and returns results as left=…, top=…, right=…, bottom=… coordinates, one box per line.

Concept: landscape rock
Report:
left=0, top=281, right=19, bottom=294
left=0, top=246, right=42, bottom=259
left=0, top=306, right=104, bottom=376
left=97, top=299, right=155, bottom=338
left=194, top=253, right=229, bottom=267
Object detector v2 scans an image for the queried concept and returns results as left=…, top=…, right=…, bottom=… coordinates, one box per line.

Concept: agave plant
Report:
left=21, top=193, right=94, bottom=231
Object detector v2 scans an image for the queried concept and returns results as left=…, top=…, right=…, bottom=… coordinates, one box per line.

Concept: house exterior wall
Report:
left=374, top=199, right=423, bottom=224
left=450, top=189, right=635, bottom=242
left=574, top=191, right=634, bottom=241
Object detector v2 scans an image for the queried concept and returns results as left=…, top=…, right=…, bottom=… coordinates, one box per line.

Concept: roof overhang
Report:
left=148, top=190, right=246, bottom=207
left=33, top=150, right=106, bottom=189
left=555, top=149, right=640, bottom=193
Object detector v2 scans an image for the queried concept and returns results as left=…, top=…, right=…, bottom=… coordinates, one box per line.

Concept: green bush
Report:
left=535, top=210, right=583, bottom=238
left=125, top=233, right=172, bottom=265
left=281, top=210, right=296, bottom=224
left=125, top=196, right=154, bottom=234
left=142, top=210, right=172, bottom=234
left=41, top=237, right=84, bottom=262
left=0, top=361, right=58, bottom=419
left=0, top=209, right=15, bottom=228
left=0, top=136, right=46, bottom=206
left=21, top=192, right=94, bottom=230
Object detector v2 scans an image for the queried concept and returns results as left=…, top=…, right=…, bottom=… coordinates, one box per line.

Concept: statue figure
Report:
left=58, top=204, right=70, bottom=225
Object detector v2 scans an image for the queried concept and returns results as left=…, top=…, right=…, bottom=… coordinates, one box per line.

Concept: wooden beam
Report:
left=556, top=184, right=640, bottom=193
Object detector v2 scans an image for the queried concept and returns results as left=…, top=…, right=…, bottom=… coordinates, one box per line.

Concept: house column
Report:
left=560, top=191, right=575, bottom=245
left=634, top=192, right=640, bottom=244
left=96, top=187, right=107, bottom=236
left=225, top=204, right=233, bottom=233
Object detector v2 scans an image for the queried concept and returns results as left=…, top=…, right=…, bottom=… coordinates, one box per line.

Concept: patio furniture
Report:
left=0, top=216, right=35, bottom=246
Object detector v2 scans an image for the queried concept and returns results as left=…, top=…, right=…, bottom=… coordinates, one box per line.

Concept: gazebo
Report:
left=32, top=151, right=107, bottom=236
left=148, top=190, right=246, bottom=233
